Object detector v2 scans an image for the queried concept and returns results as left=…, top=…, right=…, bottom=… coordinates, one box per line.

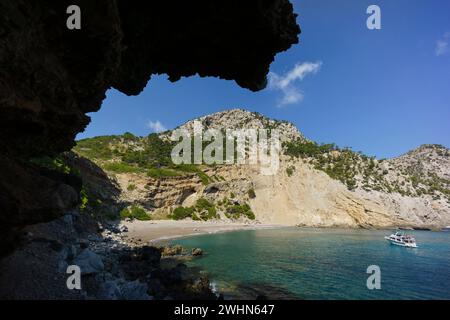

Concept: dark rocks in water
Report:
left=119, top=246, right=161, bottom=280
left=115, top=247, right=216, bottom=300
left=154, top=266, right=185, bottom=286
left=152, top=268, right=215, bottom=300
left=97, top=279, right=150, bottom=300
left=192, top=248, right=204, bottom=256
left=413, top=227, right=431, bottom=231
left=141, top=246, right=162, bottom=263
left=162, top=245, right=184, bottom=257
left=186, top=275, right=216, bottom=300
left=0, top=0, right=300, bottom=255
left=227, top=282, right=302, bottom=300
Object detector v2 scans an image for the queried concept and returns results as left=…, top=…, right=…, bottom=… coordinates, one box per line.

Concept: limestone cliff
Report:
left=74, top=109, right=450, bottom=229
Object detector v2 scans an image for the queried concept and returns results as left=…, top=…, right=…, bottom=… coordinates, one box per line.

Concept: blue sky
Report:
left=77, top=0, right=450, bottom=159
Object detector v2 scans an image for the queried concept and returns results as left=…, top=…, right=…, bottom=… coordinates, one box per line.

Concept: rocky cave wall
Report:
left=0, top=0, right=300, bottom=255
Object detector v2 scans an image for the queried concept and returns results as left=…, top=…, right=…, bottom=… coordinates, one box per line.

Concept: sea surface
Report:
left=171, top=228, right=450, bottom=299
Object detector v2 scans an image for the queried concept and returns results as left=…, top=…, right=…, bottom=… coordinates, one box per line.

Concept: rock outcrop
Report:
left=0, top=208, right=214, bottom=299
left=170, top=108, right=305, bottom=143
left=0, top=1, right=300, bottom=255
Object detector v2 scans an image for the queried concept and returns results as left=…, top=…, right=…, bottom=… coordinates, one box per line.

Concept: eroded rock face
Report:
left=0, top=0, right=300, bottom=254
left=0, top=0, right=123, bottom=158
left=113, top=1, right=300, bottom=94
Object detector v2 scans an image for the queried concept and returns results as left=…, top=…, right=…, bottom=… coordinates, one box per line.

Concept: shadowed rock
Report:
left=0, top=0, right=300, bottom=255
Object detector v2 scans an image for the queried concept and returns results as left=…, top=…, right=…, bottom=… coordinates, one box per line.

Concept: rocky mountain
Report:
left=388, top=144, right=450, bottom=182
left=168, top=108, right=305, bottom=143
left=73, top=109, right=450, bottom=229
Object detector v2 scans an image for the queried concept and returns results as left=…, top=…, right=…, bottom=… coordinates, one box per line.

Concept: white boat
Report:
left=384, top=232, right=418, bottom=248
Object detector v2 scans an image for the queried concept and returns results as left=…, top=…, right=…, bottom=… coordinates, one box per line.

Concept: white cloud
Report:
left=268, top=61, right=322, bottom=107
left=435, top=32, right=450, bottom=56
left=147, top=120, right=167, bottom=133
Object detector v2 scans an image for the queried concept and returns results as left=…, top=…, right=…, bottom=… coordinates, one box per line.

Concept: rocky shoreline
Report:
left=0, top=210, right=216, bottom=300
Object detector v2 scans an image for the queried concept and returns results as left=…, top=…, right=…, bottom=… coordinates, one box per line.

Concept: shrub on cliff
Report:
left=171, top=206, right=195, bottom=220
left=74, top=135, right=117, bottom=160
left=225, top=203, right=255, bottom=220
left=284, top=140, right=336, bottom=158
left=147, top=167, right=179, bottom=179
left=286, top=166, right=295, bottom=177
left=104, top=162, right=144, bottom=174
left=120, top=206, right=151, bottom=221
left=194, top=198, right=218, bottom=220
left=171, top=198, right=219, bottom=221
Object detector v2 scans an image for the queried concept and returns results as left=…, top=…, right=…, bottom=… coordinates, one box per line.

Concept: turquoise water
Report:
left=171, top=228, right=450, bottom=299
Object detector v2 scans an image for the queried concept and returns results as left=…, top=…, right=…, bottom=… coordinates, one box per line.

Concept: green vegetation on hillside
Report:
left=74, top=134, right=211, bottom=184
left=29, top=154, right=121, bottom=220
left=283, top=139, right=450, bottom=201
left=225, top=202, right=255, bottom=220
left=103, top=162, right=146, bottom=174
left=73, top=128, right=449, bottom=203
left=216, top=198, right=255, bottom=220
left=170, top=198, right=218, bottom=221
left=170, top=197, right=255, bottom=221
left=120, top=205, right=151, bottom=221
left=286, top=166, right=295, bottom=177
left=30, top=155, right=78, bottom=175
left=284, top=140, right=338, bottom=158
left=284, top=139, right=360, bottom=190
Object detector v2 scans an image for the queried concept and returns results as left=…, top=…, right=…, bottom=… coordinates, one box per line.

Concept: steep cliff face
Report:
left=0, top=1, right=300, bottom=255
left=248, top=158, right=397, bottom=228
left=108, top=158, right=400, bottom=228
left=355, top=145, right=450, bottom=227
left=74, top=109, right=450, bottom=229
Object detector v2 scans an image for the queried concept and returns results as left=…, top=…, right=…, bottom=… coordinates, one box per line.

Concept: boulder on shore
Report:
left=192, top=248, right=203, bottom=256
left=161, top=245, right=183, bottom=257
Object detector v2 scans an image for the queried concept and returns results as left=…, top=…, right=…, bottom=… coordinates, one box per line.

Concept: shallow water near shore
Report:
left=171, top=227, right=450, bottom=299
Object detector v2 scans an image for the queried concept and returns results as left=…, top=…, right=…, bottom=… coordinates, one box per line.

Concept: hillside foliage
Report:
left=284, top=140, right=450, bottom=202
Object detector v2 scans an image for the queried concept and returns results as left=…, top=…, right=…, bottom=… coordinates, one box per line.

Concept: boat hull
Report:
left=384, top=237, right=418, bottom=248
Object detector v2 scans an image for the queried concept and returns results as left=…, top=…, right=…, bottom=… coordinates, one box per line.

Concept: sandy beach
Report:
left=122, top=220, right=284, bottom=244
